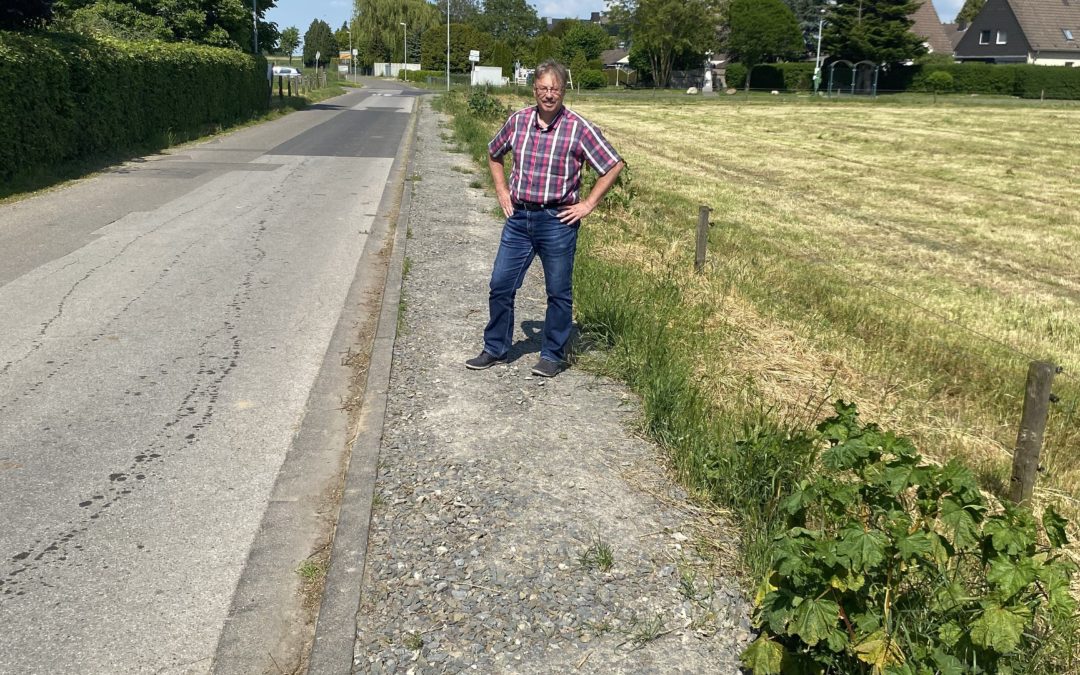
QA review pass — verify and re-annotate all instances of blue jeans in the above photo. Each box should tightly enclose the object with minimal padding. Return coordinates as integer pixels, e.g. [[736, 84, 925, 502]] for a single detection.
[[483, 208, 579, 363]]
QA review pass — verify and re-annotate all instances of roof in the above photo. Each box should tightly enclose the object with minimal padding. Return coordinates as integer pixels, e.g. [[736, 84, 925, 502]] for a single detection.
[[600, 49, 628, 65], [910, 0, 955, 54], [1007, 0, 1080, 51], [942, 22, 968, 49]]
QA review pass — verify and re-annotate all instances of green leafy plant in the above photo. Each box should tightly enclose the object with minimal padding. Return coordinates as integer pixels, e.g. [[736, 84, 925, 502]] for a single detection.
[[466, 88, 506, 120], [743, 401, 1077, 674]]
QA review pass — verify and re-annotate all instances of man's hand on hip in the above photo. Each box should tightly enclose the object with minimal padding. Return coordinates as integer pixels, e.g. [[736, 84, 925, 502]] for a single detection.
[[557, 201, 594, 225]]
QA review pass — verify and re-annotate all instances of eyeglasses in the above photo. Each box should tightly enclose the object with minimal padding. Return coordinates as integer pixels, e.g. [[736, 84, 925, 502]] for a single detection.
[[534, 86, 564, 95]]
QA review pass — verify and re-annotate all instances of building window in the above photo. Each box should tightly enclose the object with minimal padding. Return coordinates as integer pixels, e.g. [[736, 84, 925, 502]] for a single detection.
[[1065, 29, 1075, 41], [996, 30, 1008, 44], [980, 30, 991, 44]]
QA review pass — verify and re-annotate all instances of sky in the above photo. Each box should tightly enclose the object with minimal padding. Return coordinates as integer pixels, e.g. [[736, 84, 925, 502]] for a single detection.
[[265, 0, 966, 43]]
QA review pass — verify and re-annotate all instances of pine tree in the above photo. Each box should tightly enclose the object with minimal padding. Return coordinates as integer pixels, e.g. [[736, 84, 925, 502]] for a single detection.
[[956, 0, 984, 27], [821, 0, 926, 65]]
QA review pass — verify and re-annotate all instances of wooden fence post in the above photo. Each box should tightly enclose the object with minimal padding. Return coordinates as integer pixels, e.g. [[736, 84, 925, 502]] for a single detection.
[[694, 205, 710, 273], [1008, 361, 1058, 505]]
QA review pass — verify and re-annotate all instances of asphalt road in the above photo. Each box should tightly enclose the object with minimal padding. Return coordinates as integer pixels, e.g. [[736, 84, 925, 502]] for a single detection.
[[0, 81, 422, 674]]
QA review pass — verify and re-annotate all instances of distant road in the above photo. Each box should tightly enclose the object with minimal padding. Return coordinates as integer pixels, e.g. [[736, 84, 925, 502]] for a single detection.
[[0, 80, 422, 674]]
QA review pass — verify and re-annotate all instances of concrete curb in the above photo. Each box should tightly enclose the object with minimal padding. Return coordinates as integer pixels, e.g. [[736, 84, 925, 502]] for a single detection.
[[306, 93, 419, 674]]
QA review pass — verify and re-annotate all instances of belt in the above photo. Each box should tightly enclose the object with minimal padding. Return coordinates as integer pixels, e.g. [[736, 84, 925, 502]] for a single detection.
[[514, 201, 565, 211]]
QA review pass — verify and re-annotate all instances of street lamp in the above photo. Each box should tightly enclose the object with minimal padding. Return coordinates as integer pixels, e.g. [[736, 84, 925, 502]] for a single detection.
[[813, 8, 825, 94], [446, 0, 450, 91], [400, 21, 407, 73]]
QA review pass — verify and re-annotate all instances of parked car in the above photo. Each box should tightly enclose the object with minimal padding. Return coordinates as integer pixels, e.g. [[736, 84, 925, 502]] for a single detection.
[[272, 66, 302, 79]]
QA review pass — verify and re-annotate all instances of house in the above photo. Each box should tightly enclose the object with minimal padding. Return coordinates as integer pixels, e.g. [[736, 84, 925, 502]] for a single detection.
[[910, 0, 955, 56], [600, 48, 629, 69], [954, 0, 1080, 66], [942, 22, 968, 51]]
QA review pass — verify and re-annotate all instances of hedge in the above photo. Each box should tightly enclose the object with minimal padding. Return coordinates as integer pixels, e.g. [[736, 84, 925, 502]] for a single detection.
[[722, 58, 1080, 99], [399, 69, 444, 84], [0, 31, 269, 183], [724, 63, 816, 91]]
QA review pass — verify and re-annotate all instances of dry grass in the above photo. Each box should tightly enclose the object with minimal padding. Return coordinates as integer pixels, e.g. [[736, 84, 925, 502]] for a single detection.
[[568, 94, 1080, 506]]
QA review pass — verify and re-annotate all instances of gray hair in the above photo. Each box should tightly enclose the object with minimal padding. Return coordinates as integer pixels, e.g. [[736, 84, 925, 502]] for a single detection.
[[534, 60, 568, 90]]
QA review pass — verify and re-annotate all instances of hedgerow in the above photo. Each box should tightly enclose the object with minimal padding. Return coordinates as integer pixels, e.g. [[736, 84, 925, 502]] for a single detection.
[[0, 30, 268, 182], [722, 60, 1080, 98]]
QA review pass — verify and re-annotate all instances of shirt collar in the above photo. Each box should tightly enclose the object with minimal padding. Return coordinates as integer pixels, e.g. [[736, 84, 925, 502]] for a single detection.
[[532, 105, 567, 131]]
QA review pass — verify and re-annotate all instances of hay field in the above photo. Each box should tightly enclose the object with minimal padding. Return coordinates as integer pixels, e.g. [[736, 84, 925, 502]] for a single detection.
[[568, 94, 1080, 505]]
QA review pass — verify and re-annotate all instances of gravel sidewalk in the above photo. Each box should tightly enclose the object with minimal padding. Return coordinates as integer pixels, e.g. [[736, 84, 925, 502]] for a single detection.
[[352, 98, 753, 674]]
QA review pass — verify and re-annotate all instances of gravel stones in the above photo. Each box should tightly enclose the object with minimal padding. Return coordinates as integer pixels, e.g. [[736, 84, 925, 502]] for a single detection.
[[352, 100, 752, 673]]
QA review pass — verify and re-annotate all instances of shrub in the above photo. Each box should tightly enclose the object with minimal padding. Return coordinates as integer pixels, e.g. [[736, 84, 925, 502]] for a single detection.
[[576, 69, 607, 90], [0, 30, 268, 183], [466, 88, 505, 120], [726, 62, 747, 89], [743, 401, 1077, 675], [924, 70, 955, 93]]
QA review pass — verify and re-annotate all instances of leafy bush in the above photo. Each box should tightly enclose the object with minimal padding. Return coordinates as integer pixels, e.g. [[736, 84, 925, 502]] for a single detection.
[[466, 88, 505, 120], [0, 30, 268, 183], [743, 401, 1077, 675], [726, 62, 748, 89], [924, 70, 955, 93], [576, 69, 607, 90]]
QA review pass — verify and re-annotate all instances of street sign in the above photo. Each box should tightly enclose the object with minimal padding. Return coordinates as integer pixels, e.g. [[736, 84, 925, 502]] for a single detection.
[[315, 51, 321, 62], [469, 49, 479, 63]]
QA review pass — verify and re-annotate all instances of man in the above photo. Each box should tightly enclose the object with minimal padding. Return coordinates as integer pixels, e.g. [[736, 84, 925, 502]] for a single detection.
[[465, 60, 625, 378]]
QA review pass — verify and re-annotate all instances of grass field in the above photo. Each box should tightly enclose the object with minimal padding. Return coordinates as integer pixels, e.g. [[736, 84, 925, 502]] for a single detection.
[[439, 89, 1080, 670], [553, 93, 1080, 509]]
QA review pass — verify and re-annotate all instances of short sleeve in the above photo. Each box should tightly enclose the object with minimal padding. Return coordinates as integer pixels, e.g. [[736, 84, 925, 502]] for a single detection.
[[487, 115, 516, 159], [578, 120, 621, 175]]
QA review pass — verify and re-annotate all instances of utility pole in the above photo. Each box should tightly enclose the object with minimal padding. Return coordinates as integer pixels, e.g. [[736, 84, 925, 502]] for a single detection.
[[813, 8, 824, 94], [252, 0, 258, 54]]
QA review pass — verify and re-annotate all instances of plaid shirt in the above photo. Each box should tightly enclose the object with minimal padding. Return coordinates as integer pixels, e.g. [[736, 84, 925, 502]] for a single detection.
[[488, 105, 622, 206]]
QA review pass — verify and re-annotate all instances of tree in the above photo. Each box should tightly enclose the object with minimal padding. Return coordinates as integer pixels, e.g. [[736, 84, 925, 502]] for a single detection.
[[279, 25, 300, 62], [420, 21, 489, 72], [821, 0, 926, 65], [334, 21, 351, 59], [611, 0, 717, 88], [956, 0, 984, 27], [726, 0, 803, 90], [559, 20, 610, 63], [354, 0, 440, 64], [1, 0, 54, 29], [474, 0, 539, 52], [303, 19, 336, 66], [51, 0, 278, 50], [432, 0, 479, 25], [532, 34, 560, 66], [485, 39, 514, 74]]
